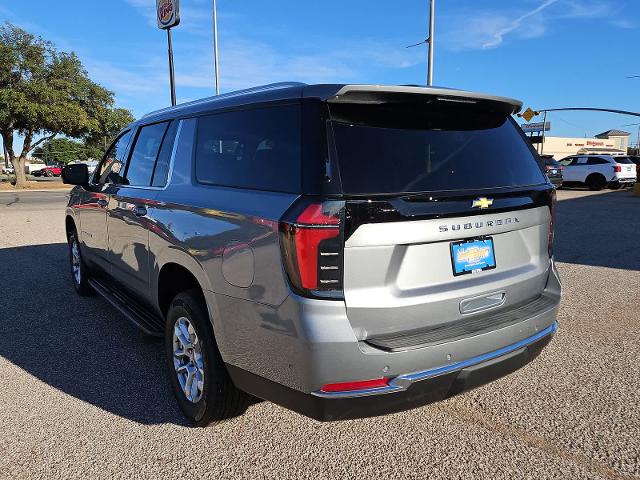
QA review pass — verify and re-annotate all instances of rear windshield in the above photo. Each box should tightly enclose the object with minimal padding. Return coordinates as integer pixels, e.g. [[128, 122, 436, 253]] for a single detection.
[[328, 103, 546, 195], [614, 157, 633, 164]]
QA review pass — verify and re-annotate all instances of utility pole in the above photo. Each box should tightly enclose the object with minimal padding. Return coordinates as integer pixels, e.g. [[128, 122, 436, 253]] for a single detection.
[[427, 0, 435, 86], [540, 111, 548, 155], [213, 0, 220, 95]]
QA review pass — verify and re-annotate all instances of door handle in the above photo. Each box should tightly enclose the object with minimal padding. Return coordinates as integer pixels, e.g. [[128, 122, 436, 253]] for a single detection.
[[132, 205, 147, 217], [97, 198, 108, 208]]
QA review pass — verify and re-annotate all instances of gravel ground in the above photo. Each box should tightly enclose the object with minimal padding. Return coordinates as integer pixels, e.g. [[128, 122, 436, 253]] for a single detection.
[[0, 188, 638, 480]]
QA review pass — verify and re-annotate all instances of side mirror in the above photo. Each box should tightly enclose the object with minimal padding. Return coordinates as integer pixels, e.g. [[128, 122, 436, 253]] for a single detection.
[[61, 163, 89, 186]]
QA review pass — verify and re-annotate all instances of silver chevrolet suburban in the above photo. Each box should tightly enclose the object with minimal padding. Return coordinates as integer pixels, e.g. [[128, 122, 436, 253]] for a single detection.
[[62, 83, 560, 425]]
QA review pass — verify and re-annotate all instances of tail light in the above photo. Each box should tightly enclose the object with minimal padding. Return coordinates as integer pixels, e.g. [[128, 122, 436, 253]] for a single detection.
[[548, 190, 556, 257], [613, 165, 622, 173], [279, 198, 345, 299]]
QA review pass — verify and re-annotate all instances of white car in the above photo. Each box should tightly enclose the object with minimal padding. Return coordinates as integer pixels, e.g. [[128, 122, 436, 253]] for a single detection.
[[558, 155, 637, 190]]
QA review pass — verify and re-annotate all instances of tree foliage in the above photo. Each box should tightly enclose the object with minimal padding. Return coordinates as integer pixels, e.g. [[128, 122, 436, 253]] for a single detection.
[[0, 23, 134, 186], [33, 137, 88, 164], [84, 107, 135, 160]]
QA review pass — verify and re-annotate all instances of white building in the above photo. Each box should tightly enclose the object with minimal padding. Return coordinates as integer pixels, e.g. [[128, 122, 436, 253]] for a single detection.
[[535, 129, 630, 160]]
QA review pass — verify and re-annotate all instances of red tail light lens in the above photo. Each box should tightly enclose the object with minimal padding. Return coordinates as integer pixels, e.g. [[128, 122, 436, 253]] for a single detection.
[[613, 165, 622, 173], [280, 199, 345, 299], [548, 190, 556, 257], [321, 378, 389, 393]]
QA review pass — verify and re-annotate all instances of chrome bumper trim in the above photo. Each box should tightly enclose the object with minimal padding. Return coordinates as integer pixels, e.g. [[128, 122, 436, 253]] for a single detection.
[[313, 321, 558, 399]]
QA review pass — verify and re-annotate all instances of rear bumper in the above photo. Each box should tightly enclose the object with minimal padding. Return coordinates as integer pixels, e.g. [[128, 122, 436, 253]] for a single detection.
[[223, 263, 561, 420], [228, 322, 556, 421], [609, 177, 636, 186]]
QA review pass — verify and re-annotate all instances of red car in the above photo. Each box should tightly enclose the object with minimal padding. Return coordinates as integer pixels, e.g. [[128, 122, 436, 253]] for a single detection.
[[32, 165, 62, 177]]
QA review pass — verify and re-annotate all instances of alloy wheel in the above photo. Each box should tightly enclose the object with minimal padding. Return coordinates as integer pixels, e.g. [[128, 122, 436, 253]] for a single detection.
[[172, 317, 205, 403], [71, 238, 81, 285]]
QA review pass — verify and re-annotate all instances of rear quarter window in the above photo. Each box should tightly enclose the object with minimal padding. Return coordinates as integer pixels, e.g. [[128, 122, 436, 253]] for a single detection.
[[194, 105, 301, 193]]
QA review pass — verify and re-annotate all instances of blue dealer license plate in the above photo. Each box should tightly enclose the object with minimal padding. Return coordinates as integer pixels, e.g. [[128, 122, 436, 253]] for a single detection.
[[450, 238, 496, 276]]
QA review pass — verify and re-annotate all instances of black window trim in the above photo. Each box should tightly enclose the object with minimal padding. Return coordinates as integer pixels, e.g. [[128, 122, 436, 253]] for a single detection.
[[120, 120, 172, 189], [115, 119, 183, 191]]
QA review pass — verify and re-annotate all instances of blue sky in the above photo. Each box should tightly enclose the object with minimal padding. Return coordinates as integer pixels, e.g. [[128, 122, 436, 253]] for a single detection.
[[1, 0, 639, 146]]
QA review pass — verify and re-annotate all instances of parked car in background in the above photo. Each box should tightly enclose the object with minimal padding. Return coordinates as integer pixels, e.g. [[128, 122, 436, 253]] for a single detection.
[[32, 165, 63, 177], [619, 155, 640, 177], [1, 165, 14, 175], [558, 154, 637, 190], [541, 156, 563, 188]]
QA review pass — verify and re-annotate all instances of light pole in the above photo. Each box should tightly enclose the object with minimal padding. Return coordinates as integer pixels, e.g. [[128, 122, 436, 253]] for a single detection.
[[213, 0, 220, 95], [427, 0, 435, 86], [407, 0, 435, 86]]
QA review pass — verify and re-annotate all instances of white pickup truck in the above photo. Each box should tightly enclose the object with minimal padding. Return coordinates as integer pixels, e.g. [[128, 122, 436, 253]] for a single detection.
[[558, 155, 637, 190]]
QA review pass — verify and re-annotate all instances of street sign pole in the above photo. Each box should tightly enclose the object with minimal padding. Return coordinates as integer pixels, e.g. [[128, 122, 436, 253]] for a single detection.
[[157, 0, 180, 106], [540, 111, 548, 155], [167, 28, 176, 106], [213, 0, 220, 95]]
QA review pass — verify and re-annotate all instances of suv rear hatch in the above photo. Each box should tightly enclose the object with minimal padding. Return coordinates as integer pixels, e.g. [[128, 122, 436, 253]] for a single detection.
[[326, 92, 554, 343], [280, 88, 555, 345], [613, 157, 637, 180]]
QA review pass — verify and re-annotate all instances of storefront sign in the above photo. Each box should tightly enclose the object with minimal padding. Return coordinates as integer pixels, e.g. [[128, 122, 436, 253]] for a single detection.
[[157, 0, 180, 29]]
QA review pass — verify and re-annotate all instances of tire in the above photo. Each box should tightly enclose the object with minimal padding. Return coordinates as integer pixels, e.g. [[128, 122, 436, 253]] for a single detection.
[[45, 169, 53, 177], [609, 183, 621, 190], [586, 174, 606, 191], [165, 289, 251, 426], [68, 229, 93, 296]]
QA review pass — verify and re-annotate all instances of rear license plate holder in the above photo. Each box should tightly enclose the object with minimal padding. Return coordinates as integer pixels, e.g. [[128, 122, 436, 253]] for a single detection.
[[450, 237, 496, 276]]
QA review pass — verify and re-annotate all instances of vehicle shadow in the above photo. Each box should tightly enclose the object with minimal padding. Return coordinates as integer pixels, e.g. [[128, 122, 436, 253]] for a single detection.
[[0, 243, 188, 426], [555, 189, 640, 271]]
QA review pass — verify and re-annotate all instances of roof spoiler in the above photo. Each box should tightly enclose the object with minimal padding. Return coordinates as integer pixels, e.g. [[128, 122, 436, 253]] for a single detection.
[[325, 85, 522, 115]]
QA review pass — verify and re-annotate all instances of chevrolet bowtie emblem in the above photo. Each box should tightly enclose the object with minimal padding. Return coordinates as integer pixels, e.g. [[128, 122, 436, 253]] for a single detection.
[[472, 197, 494, 209]]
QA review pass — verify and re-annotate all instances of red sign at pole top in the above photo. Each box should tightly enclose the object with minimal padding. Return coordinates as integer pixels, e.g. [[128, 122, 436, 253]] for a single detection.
[[156, 0, 180, 29]]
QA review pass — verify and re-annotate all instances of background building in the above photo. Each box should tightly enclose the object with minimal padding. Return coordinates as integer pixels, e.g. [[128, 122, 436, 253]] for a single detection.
[[532, 130, 629, 159]]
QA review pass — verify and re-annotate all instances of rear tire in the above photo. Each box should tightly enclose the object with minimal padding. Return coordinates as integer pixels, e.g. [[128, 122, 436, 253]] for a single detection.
[[45, 169, 53, 177], [609, 183, 621, 190], [586, 174, 606, 191], [68, 229, 93, 296], [165, 289, 251, 426]]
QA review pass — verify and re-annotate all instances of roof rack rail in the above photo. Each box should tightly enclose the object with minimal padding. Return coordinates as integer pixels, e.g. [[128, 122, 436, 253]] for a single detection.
[[142, 82, 307, 118]]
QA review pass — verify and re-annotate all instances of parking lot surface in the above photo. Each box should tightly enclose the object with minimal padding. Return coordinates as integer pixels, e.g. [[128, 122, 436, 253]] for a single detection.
[[0, 189, 639, 479]]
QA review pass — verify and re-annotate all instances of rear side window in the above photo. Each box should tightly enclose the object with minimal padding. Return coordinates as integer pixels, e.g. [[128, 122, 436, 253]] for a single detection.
[[126, 122, 169, 186], [195, 105, 301, 193], [328, 103, 547, 194], [587, 157, 609, 165]]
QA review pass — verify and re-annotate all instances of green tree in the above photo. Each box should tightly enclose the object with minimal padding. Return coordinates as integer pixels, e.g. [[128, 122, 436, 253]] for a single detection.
[[84, 107, 135, 160], [0, 23, 132, 187], [33, 137, 88, 164]]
